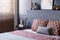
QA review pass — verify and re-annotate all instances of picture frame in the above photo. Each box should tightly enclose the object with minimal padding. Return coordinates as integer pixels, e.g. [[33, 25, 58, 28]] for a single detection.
[[41, 0, 53, 9]]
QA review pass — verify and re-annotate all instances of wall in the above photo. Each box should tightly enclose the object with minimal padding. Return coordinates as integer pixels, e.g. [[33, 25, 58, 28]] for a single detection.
[[19, 0, 60, 28], [19, 0, 30, 15], [20, 10, 60, 28], [54, 0, 60, 6]]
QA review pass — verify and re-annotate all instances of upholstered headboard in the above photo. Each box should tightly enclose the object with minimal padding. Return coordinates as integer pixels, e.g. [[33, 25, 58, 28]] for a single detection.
[[47, 20, 60, 35], [31, 19, 60, 35]]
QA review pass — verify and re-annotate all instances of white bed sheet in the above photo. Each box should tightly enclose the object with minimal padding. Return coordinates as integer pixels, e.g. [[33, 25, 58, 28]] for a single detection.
[[23, 29, 60, 39]]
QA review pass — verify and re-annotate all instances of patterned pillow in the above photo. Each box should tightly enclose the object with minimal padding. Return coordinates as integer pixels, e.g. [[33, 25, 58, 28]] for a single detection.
[[38, 19, 48, 27], [47, 20, 60, 35], [31, 18, 39, 31]]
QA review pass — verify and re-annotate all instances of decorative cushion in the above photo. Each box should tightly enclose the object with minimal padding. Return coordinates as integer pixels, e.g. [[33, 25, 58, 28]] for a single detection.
[[47, 20, 60, 35], [36, 26, 51, 35], [31, 18, 39, 31]]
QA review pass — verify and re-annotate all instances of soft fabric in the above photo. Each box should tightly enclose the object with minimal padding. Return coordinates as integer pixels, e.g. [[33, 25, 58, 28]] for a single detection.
[[38, 19, 48, 27], [0, 33, 35, 40], [58, 21, 60, 35], [23, 29, 37, 34], [11, 30, 55, 40], [31, 19, 48, 31], [36, 26, 51, 35], [47, 20, 60, 35], [31, 18, 39, 31]]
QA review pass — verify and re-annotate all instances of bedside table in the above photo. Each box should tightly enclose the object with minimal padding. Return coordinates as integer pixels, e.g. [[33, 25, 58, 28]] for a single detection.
[[16, 24, 26, 30], [18, 27, 26, 30]]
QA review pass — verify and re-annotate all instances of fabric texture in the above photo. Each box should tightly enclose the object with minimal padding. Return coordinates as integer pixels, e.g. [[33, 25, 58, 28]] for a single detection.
[[31, 19, 48, 31], [0, 33, 35, 40], [11, 30, 55, 40], [36, 26, 51, 35], [31, 18, 39, 31], [47, 20, 60, 35], [38, 19, 48, 27]]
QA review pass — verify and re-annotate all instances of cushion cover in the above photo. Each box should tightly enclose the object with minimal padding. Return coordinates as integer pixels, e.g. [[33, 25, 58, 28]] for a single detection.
[[36, 26, 51, 35]]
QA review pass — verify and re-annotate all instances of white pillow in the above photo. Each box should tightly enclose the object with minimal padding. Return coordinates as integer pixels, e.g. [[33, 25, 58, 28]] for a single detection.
[[36, 26, 51, 35]]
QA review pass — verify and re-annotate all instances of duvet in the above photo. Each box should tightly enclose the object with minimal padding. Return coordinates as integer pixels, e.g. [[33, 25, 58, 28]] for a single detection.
[[0, 30, 59, 40]]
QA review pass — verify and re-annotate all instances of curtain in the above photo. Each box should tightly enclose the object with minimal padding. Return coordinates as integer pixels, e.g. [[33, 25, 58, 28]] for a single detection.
[[0, 0, 14, 13], [0, 0, 14, 20]]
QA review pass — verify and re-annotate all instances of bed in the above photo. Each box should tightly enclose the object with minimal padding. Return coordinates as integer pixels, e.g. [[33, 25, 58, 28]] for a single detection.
[[23, 29, 60, 40], [0, 19, 60, 40], [0, 29, 59, 40], [0, 30, 55, 40]]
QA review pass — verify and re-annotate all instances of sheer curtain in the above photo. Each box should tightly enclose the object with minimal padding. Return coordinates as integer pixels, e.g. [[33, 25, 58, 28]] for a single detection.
[[0, 0, 14, 20], [0, 0, 14, 14]]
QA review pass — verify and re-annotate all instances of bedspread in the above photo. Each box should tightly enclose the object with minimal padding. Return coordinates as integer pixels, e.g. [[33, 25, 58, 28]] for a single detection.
[[11, 30, 55, 40]]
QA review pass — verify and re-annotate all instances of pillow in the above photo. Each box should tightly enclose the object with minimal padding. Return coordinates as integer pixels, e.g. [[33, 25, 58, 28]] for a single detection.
[[31, 18, 39, 31], [36, 26, 51, 35], [47, 20, 60, 35]]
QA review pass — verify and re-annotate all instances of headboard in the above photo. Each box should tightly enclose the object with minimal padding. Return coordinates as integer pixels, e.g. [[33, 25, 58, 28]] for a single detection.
[[31, 18, 60, 35]]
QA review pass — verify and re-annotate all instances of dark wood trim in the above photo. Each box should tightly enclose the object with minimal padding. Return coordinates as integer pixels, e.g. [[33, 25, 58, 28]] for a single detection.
[[17, 0, 20, 24], [53, 0, 55, 6]]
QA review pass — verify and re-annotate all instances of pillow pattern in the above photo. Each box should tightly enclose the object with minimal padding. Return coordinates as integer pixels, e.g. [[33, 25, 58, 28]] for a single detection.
[[47, 20, 60, 35], [38, 19, 48, 27], [36, 26, 51, 35], [31, 18, 39, 31]]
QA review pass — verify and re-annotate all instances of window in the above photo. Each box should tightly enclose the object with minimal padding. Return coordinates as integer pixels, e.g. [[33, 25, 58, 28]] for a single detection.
[[0, 0, 14, 13]]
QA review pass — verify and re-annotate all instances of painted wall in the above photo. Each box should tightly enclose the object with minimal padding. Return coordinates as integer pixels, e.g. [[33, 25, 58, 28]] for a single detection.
[[54, 0, 60, 6], [19, 0, 60, 28], [19, 0, 30, 15], [20, 10, 60, 28]]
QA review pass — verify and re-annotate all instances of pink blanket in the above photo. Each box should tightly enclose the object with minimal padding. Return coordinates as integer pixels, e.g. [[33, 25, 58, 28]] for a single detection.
[[10, 30, 55, 40]]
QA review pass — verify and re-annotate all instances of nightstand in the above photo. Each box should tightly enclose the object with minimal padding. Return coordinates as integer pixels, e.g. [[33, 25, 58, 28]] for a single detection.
[[16, 24, 26, 30], [18, 27, 26, 30]]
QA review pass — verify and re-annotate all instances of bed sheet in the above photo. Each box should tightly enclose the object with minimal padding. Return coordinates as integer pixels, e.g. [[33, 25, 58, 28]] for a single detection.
[[23, 29, 60, 40]]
